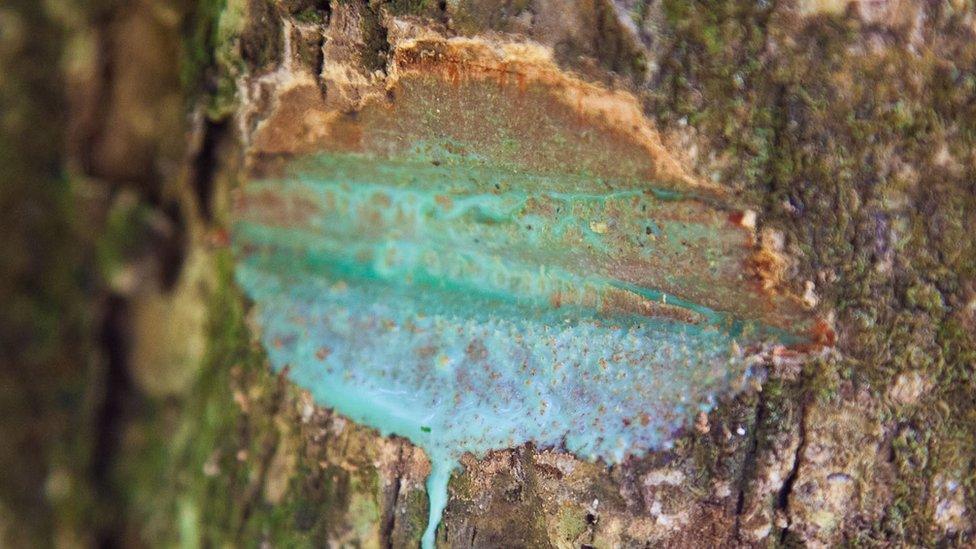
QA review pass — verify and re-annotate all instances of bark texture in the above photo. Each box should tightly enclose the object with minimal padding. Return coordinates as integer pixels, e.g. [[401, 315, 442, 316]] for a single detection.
[[2, 0, 975, 547]]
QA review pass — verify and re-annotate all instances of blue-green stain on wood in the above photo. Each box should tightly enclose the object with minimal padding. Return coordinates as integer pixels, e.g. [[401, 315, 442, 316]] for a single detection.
[[232, 151, 798, 548]]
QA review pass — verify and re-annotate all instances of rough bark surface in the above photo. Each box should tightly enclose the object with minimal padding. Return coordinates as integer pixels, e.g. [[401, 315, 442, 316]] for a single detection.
[[2, 0, 974, 547]]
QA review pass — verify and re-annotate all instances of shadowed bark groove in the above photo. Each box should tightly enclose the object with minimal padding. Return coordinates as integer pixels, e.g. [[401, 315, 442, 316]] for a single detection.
[[777, 396, 809, 543]]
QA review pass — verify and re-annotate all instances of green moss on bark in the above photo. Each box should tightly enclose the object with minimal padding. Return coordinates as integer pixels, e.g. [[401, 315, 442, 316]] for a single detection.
[[652, 0, 975, 542]]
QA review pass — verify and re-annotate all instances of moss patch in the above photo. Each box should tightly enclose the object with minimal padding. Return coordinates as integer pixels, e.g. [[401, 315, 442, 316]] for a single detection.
[[652, 0, 976, 542]]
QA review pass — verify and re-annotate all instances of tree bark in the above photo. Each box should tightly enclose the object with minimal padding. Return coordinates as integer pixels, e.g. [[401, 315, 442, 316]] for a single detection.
[[2, 0, 974, 547]]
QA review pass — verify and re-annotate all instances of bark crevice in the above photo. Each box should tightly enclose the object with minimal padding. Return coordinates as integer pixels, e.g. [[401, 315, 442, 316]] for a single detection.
[[776, 394, 810, 543]]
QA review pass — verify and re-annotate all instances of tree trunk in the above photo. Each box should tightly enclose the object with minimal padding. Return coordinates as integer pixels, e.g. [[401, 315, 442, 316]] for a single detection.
[[3, 0, 974, 547]]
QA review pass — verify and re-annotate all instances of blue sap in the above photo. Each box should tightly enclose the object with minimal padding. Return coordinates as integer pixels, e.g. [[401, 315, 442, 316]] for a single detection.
[[233, 152, 790, 548]]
